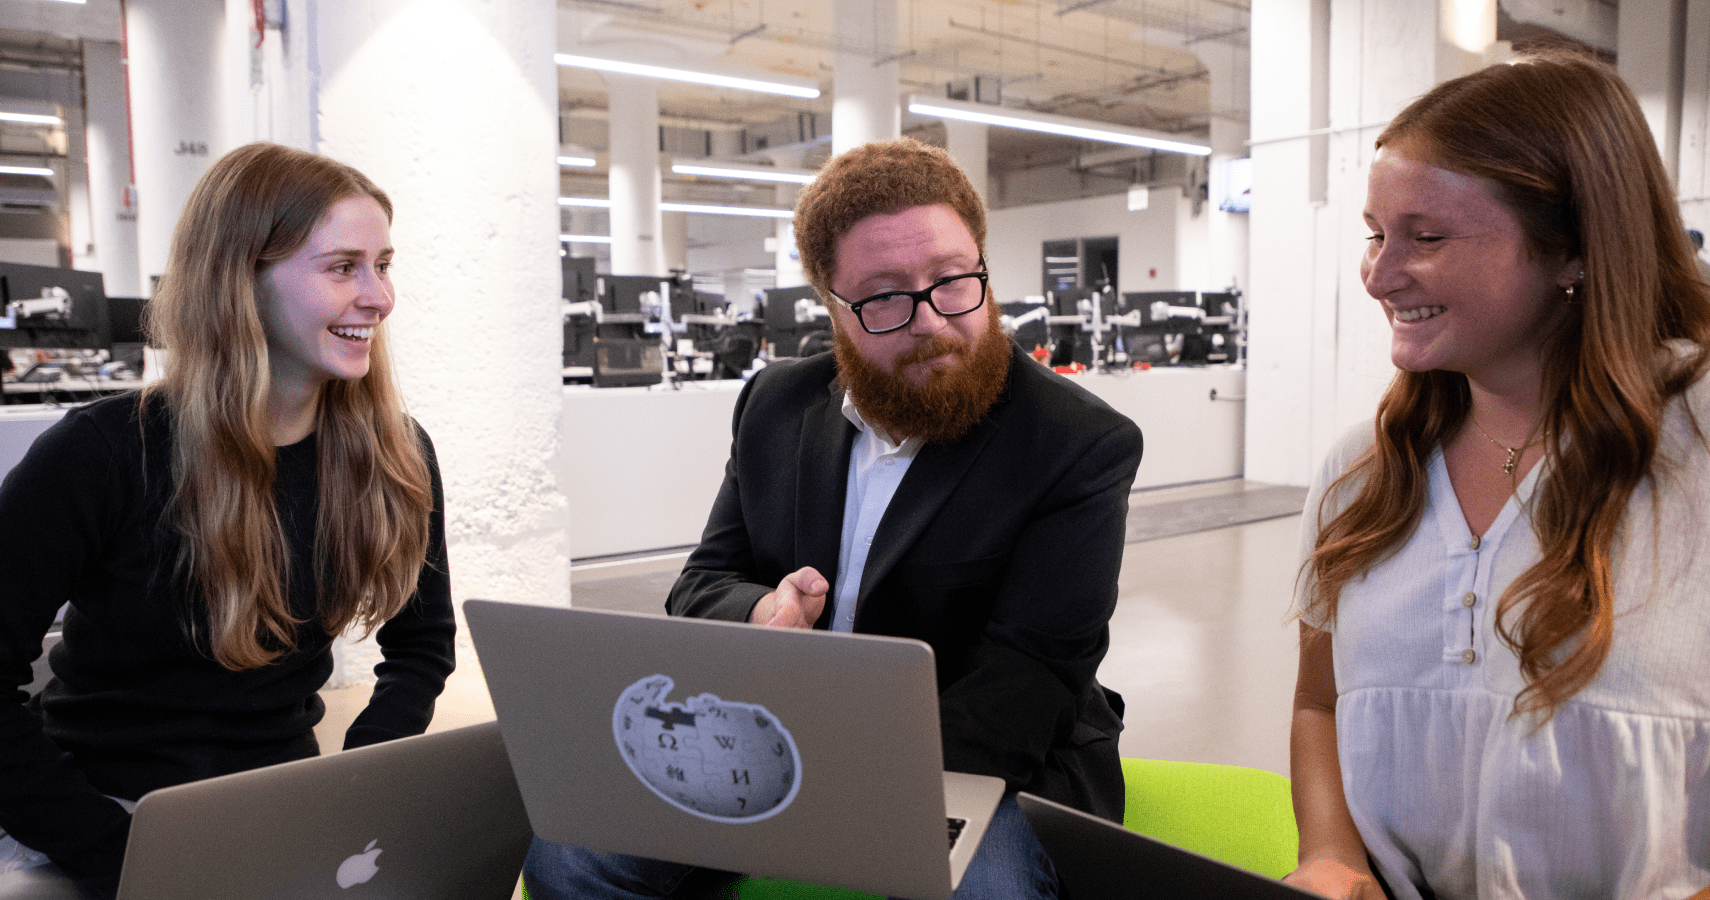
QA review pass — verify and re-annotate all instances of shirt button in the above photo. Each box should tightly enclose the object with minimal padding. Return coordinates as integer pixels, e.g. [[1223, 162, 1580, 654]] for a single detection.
[[885, 459, 894, 467], [1463, 592, 1477, 608], [1462, 649, 1478, 664], [1470, 535, 1481, 551]]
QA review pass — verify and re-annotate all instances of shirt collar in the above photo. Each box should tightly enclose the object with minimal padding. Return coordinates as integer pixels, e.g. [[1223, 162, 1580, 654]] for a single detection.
[[841, 391, 917, 454]]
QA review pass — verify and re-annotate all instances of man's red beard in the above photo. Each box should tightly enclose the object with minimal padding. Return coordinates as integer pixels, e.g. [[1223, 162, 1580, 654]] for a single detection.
[[833, 302, 1011, 444]]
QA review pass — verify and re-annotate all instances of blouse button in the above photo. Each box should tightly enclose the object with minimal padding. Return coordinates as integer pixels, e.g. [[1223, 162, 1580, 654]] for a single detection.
[[1462, 649, 1478, 664], [1469, 534, 1481, 551], [885, 459, 895, 467], [1463, 592, 1477, 608]]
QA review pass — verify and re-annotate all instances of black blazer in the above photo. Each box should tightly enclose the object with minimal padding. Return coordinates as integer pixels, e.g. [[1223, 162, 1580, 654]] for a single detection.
[[667, 342, 1143, 821]]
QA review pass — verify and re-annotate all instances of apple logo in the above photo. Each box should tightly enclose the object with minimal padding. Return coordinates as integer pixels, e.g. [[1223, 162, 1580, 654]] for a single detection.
[[336, 839, 382, 889]]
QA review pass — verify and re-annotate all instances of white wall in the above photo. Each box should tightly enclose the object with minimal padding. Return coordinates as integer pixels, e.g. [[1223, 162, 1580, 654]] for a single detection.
[[987, 189, 1217, 302]]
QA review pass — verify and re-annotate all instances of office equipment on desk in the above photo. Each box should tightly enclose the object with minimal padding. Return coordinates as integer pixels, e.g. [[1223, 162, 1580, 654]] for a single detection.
[[465, 601, 1005, 900], [0, 263, 106, 352], [760, 285, 827, 358], [115, 721, 530, 900], [1017, 792, 1317, 900], [1000, 298, 1050, 356]]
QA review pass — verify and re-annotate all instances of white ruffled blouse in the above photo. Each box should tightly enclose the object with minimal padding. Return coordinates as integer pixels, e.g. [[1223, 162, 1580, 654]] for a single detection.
[[1296, 374, 1710, 899]]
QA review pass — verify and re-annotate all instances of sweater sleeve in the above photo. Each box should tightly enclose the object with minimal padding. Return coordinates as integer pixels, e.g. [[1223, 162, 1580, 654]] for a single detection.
[[343, 423, 456, 749], [0, 408, 136, 898]]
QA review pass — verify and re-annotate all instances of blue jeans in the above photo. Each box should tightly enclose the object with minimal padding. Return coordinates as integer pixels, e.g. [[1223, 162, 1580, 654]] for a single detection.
[[523, 794, 1058, 900]]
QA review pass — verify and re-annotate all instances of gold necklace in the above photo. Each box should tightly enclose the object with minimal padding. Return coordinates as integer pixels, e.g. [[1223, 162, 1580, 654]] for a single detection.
[[1470, 418, 1540, 475]]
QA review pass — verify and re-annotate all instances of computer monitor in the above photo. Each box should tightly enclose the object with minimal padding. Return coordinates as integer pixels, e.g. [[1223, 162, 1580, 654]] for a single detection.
[[761, 285, 825, 358], [0, 262, 108, 350]]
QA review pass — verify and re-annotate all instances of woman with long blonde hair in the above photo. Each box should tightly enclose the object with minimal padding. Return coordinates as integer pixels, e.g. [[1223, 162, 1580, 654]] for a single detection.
[[1286, 51, 1710, 899], [0, 143, 452, 898]]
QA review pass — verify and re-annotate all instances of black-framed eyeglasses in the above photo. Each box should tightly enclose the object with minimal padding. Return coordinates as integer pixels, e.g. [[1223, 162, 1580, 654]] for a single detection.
[[827, 269, 990, 335]]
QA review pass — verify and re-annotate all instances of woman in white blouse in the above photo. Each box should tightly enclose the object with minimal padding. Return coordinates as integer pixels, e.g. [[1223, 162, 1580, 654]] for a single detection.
[[1285, 51, 1710, 900]]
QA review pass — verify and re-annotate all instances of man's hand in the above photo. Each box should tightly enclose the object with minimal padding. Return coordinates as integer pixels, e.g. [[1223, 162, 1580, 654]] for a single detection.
[[749, 567, 828, 629]]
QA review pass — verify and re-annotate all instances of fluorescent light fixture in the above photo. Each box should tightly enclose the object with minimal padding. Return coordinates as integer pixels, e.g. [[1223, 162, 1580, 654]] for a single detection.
[[0, 112, 63, 126], [662, 201, 792, 219], [556, 53, 820, 99], [559, 197, 792, 219], [0, 165, 54, 177], [560, 234, 613, 244], [558, 155, 596, 167], [672, 162, 816, 185], [907, 95, 1210, 156]]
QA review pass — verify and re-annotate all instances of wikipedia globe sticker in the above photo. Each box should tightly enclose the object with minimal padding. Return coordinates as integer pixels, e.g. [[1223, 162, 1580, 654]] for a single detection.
[[613, 674, 803, 822]]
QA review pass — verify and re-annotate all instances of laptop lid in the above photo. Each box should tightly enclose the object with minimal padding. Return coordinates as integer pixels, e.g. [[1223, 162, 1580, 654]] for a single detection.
[[116, 720, 531, 900], [464, 600, 1003, 900], [1016, 792, 1318, 900]]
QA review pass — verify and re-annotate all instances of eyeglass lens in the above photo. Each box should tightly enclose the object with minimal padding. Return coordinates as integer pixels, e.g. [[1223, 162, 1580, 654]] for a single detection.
[[857, 273, 986, 333]]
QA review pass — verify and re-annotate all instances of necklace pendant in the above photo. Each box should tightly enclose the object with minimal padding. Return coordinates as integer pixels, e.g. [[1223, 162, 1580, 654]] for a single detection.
[[1503, 449, 1519, 475]]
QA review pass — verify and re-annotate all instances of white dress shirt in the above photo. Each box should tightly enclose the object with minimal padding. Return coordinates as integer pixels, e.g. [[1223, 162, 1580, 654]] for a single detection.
[[829, 393, 922, 631]]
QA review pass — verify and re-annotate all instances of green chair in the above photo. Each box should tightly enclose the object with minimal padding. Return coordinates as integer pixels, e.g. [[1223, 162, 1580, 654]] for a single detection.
[[1116, 758, 1297, 880], [726, 758, 1298, 898]]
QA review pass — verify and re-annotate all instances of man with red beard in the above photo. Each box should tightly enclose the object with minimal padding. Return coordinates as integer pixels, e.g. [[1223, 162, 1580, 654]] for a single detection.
[[524, 139, 1143, 899]]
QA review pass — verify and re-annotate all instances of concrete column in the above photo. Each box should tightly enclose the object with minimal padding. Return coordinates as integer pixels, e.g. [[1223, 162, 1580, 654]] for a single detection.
[[125, 0, 224, 293], [832, 0, 900, 154], [942, 120, 988, 202], [1679, 0, 1710, 232], [310, 0, 569, 674], [77, 39, 141, 298], [606, 74, 666, 276], [1197, 41, 1249, 297], [1246, 0, 1494, 487], [662, 211, 688, 274], [1618, 0, 1690, 180], [766, 147, 809, 288]]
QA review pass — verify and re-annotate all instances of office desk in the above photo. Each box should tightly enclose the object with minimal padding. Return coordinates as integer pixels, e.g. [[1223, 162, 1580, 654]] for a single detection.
[[558, 364, 1246, 560]]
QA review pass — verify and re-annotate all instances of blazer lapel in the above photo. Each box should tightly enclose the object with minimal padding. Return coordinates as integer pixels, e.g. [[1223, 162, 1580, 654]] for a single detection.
[[796, 378, 854, 627], [856, 407, 1002, 601]]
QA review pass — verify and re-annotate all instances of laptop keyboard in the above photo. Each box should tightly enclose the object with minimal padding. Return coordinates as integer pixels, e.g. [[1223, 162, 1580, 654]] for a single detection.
[[947, 816, 967, 850]]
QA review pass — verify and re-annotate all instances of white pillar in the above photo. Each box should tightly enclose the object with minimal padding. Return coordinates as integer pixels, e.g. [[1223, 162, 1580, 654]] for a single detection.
[[1246, 0, 1494, 487], [77, 39, 141, 298], [942, 120, 988, 202], [311, 0, 569, 667], [832, 0, 900, 154], [125, 0, 225, 294], [1618, 0, 1689, 180], [662, 211, 688, 274], [766, 147, 809, 288], [606, 74, 666, 276]]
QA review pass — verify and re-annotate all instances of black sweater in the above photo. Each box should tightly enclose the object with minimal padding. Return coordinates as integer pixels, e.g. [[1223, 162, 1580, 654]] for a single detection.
[[0, 393, 455, 896]]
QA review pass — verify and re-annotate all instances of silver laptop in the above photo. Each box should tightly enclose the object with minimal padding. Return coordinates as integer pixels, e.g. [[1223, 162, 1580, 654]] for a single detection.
[[115, 720, 532, 900], [1017, 792, 1319, 900], [464, 600, 1006, 900]]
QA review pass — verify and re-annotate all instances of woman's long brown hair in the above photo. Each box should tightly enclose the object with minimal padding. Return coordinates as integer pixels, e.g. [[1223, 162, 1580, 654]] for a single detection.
[[1303, 52, 1710, 716], [142, 142, 433, 670]]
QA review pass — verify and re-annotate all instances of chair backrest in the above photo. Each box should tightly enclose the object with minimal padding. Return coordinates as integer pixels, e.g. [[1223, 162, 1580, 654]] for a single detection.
[[1119, 758, 1298, 880]]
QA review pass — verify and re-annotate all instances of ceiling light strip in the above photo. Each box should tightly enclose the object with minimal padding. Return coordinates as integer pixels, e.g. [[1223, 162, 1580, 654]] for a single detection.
[[555, 53, 820, 99], [558, 155, 597, 167], [559, 197, 792, 219], [907, 96, 1210, 156], [672, 163, 816, 185], [0, 165, 55, 177], [0, 112, 63, 126]]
